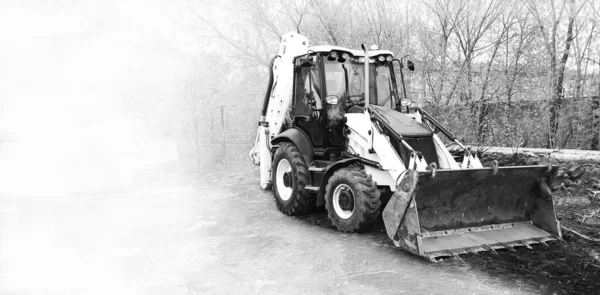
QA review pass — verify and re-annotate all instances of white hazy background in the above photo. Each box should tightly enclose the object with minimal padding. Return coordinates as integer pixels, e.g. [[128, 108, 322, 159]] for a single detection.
[[1, 0, 598, 294], [0, 1, 209, 294], [0, 0, 196, 196]]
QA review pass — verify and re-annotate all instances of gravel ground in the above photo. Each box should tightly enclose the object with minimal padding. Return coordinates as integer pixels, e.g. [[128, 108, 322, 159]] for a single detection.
[[0, 165, 544, 295]]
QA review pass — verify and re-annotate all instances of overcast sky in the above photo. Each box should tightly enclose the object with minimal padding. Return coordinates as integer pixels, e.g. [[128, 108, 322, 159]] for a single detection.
[[0, 0, 203, 139]]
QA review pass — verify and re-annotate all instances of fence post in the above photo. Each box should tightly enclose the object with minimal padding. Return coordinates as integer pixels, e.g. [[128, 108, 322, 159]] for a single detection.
[[221, 105, 226, 162]]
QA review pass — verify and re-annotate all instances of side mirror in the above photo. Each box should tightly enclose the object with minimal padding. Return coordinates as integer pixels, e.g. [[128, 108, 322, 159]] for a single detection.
[[297, 53, 316, 68], [300, 60, 314, 67], [407, 60, 415, 71], [396, 58, 415, 71]]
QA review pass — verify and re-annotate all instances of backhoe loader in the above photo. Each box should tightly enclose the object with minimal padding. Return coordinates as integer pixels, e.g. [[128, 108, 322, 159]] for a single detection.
[[249, 32, 561, 261]]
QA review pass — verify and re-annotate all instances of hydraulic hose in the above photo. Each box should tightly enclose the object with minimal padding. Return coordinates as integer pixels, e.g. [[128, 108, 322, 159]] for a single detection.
[[417, 106, 466, 150], [261, 56, 280, 117]]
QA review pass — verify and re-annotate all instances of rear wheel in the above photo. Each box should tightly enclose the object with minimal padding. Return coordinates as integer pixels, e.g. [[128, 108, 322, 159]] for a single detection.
[[325, 167, 381, 233], [272, 142, 315, 215]]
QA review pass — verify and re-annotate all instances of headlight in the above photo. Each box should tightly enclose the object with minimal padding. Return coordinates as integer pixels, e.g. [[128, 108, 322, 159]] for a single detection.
[[386, 55, 393, 62], [378, 55, 385, 62], [328, 51, 338, 61]]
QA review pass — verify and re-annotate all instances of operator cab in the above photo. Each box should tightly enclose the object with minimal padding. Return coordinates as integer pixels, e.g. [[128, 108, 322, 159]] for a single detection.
[[292, 46, 400, 112], [290, 45, 426, 166], [291, 46, 404, 153]]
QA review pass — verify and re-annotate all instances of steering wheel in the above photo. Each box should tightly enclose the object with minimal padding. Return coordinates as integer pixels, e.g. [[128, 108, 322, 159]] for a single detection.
[[347, 94, 365, 105]]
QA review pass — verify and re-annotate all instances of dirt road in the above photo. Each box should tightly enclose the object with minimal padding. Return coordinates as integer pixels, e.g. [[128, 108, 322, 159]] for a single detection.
[[1, 166, 543, 294]]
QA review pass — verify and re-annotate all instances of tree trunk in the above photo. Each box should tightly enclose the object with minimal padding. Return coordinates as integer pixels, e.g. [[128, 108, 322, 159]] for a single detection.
[[548, 13, 576, 148], [450, 145, 600, 164], [437, 35, 448, 103], [548, 91, 561, 148], [592, 95, 600, 150], [477, 102, 490, 144], [503, 101, 512, 145], [469, 101, 489, 144]]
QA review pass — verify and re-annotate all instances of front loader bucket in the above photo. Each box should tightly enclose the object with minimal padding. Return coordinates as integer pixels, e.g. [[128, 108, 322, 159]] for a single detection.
[[382, 166, 561, 261]]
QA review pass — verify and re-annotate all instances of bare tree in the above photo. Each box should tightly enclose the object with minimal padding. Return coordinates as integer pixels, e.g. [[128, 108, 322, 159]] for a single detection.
[[565, 11, 597, 148], [423, 0, 466, 104], [281, 0, 309, 34], [500, 5, 537, 146], [178, 0, 600, 150], [528, 0, 584, 148], [304, 0, 351, 46], [185, 0, 292, 68]]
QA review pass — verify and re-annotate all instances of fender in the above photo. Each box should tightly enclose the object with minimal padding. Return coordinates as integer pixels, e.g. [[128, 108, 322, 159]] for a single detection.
[[316, 157, 381, 206], [271, 127, 314, 166]]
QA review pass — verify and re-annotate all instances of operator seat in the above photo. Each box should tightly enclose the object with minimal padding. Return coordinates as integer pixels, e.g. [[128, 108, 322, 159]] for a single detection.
[[347, 105, 364, 113]]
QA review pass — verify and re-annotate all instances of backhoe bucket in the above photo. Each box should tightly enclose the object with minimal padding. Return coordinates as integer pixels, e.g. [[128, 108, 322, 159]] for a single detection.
[[382, 166, 561, 261]]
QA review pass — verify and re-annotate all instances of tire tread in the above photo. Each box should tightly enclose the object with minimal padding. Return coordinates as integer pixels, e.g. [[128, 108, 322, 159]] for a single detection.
[[324, 166, 381, 233], [272, 142, 316, 216]]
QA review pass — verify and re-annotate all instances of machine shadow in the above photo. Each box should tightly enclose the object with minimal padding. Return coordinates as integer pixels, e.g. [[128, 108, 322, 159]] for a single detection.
[[457, 235, 600, 295], [296, 207, 596, 294]]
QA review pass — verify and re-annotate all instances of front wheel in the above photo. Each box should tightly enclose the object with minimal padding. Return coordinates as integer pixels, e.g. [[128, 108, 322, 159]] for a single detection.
[[325, 167, 381, 233]]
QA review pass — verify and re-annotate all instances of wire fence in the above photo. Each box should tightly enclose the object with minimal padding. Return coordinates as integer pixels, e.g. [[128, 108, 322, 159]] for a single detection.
[[185, 97, 599, 169], [429, 96, 600, 149]]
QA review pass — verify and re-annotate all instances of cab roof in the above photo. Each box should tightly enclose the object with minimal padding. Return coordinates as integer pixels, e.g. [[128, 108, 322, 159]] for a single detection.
[[304, 45, 394, 58]]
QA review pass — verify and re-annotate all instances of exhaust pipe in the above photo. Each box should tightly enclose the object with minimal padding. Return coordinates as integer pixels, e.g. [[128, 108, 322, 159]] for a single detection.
[[361, 44, 369, 109]]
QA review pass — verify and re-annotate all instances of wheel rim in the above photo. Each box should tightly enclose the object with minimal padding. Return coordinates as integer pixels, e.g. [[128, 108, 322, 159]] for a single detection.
[[333, 184, 354, 219], [276, 159, 293, 201]]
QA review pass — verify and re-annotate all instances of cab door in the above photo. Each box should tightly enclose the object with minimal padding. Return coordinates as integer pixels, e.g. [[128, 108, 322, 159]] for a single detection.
[[292, 55, 325, 148], [323, 60, 347, 146]]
